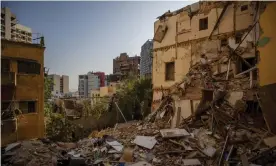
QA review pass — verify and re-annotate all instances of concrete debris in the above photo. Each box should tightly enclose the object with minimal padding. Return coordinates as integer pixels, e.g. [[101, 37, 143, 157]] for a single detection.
[[133, 136, 157, 149], [202, 146, 216, 157], [182, 159, 202, 165], [160, 128, 190, 138], [263, 136, 276, 148], [5, 142, 21, 152], [106, 140, 124, 152]]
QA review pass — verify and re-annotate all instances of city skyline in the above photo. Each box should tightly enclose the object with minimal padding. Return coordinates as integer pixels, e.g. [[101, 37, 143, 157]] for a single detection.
[[2, 1, 194, 89]]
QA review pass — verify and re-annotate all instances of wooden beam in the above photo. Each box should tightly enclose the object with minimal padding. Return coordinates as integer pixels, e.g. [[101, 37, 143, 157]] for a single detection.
[[209, 2, 230, 39]]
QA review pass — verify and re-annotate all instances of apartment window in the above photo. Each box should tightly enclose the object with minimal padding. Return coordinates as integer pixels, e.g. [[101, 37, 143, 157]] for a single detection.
[[19, 101, 36, 114], [165, 62, 175, 81], [241, 5, 248, 12], [1, 59, 10, 72], [2, 102, 10, 111], [199, 17, 208, 31], [221, 39, 228, 47], [18, 60, 41, 74], [235, 33, 243, 44]]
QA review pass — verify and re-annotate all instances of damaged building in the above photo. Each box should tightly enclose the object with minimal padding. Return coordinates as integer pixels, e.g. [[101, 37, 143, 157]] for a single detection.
[[152, 1, 276, 133], [1, 39, 46, 145]]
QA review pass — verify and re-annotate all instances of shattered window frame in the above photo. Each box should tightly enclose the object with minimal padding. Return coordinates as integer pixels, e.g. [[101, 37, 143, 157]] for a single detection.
[[17, 60, 41, 75], [235, 33, 243, 44], [199, 17, 208, 31], [165, 61, 175, 81], [1, 59, 11, 72], [241, 5, 248, 12], [19, 101, 36, 114]]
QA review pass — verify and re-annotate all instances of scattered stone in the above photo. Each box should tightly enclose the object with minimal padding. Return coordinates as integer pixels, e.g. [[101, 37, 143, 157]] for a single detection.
[[160, 128, 190, 138], [263, 136, 276, 148], [182, 159, 202, 165], [133, 136, 157, 149], [5, 142, 21, 152], [106, 140, 124, 152], [202, 146, 216, 157]]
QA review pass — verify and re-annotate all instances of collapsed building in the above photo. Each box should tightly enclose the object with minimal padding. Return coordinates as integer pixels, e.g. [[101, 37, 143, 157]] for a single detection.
[[151, 1, 276, 133]]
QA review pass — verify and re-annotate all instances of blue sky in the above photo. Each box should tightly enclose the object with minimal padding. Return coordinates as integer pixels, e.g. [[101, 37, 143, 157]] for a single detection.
[[2, 1, 194, 90]]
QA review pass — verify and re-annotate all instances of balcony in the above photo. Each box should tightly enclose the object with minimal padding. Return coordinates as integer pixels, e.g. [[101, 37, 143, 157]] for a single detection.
[[1, 72, 16, 86], [11, 19, 16, 26]]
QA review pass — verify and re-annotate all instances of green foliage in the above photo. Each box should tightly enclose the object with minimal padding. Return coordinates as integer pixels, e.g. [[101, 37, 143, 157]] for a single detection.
[[115, 76, 152, 120], [45, 113, 83, 142], [44, 76, 53, 101], [90, 97, 109, 119]]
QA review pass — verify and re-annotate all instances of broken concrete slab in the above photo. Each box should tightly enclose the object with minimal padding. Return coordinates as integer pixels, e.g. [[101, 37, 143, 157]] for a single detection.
[[263, 136, 276, 148], [160, 128, 190, 138], [5, 142, 21, 152], [106, 140, 124, 152], [226, 91, 243, 106], [182, 159, 201, 165], [133, 136, 157, 149], [202, 146, 216, 157]]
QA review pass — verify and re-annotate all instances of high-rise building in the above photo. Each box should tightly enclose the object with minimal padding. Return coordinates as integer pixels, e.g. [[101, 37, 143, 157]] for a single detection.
[[60, 75, 69, 95], [15, 24, 32, 43], [1, 7, 17, 40], [48, 74, 60, 96], [78, 72, 101, 98], [78, 75, 88, 98], [140, 39, 153, 77], [1, 7, 32, 43], [48, 74, 69, 97], [87, 72, 100, 97], [94, 72, 105, 87], [113, 53, 140, 76]]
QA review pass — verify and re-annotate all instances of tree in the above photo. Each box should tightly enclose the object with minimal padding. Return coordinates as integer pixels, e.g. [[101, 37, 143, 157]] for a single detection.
[[44, 75, 53, 117]]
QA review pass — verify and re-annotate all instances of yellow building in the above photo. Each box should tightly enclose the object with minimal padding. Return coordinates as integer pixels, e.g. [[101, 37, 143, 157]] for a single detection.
[[257, 2, 276, 133], [152, 1, 263, 127], [152, 1, 276, 133], [1, 39, 45, 145]]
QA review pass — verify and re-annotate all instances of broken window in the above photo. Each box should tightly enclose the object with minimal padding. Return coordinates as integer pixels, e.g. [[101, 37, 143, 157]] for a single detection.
[[1, 59, 10, 72], [241, 57, 256, 73], [1, 102, 11, 111], [165, 62, 175, 81], [235, 33, 243, 44], [18, 60, 41, 74], [19, 101, 36, 114], [221, 39, 228, 47], [199, 17, 208, 31], [241, 5, 248, 12]]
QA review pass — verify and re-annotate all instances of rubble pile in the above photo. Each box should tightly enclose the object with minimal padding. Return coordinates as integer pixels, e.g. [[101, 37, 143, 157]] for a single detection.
[[2, 103, 276, 166]]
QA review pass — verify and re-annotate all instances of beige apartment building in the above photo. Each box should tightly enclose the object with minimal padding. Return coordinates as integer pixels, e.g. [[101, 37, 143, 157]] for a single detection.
[[48, 74, 69, 97], [1, 7, 17, 40], [15, 24, 32, 43], [1, 7, 32, 43], [60, 75, 69, 95]]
